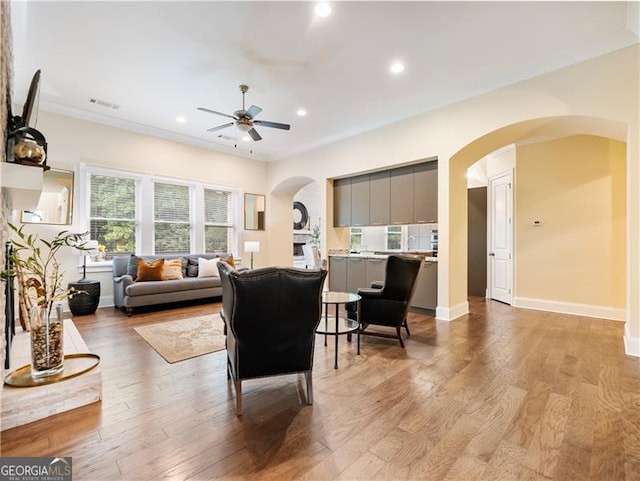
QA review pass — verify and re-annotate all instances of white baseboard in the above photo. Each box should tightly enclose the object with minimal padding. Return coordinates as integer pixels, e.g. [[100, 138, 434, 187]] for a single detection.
[[436, 301, 469, 322], [512, 296, 625, 321], [625, 324, 640, 358]]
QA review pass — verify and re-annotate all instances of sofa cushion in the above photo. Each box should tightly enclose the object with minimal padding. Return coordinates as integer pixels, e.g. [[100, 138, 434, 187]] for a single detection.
[[128, 254, 188, 279], [126, 277, 221, 296], [198, 257, 220, 278], [162, 259, 184, 280], [187, 254, 219, 277], [136, 258, 165, 281]]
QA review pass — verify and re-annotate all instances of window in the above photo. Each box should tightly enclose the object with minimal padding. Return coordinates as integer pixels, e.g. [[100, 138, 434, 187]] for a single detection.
[[89, 174, 137, 259], [204, 188, 235, 253], [350, 227, 363, 251], [154, 182, 191, 254], [386, 225, 402, 250], [84, 165, 239, 260]]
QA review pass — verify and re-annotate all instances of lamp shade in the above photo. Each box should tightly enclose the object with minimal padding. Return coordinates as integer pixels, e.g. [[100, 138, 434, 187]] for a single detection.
[[244, 241, 260, 253]]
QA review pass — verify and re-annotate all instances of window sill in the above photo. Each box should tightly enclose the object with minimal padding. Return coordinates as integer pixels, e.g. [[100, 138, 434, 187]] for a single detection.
[[82, 261, 113, 274]]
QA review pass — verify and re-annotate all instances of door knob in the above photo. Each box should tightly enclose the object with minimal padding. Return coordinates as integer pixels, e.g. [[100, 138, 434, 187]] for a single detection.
[[489, 252, 495, 256]]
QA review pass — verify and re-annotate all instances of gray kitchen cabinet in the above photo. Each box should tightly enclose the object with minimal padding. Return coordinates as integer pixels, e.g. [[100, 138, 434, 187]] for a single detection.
[[369, 171, 390, 226], [365, 257, 386, 287], [346, 257, 366, 293], [333, 161, 437, 227], [410, 261, 438, 310], [350, 174, 370, 227], [413, 161, 438, 224], [329, 256, 347, 292], [390, 165, 414, 225], [333, 178, 351, 227]]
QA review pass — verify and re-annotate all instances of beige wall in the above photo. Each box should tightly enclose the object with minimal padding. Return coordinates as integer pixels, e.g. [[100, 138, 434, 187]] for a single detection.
[[266, 45, 638, 346], [11, 110, 269, 305], [515, 135, 626, 309]]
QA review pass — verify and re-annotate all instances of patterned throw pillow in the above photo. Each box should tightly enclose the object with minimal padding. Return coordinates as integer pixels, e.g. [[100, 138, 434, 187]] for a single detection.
[[136, 258, 165, 282], [162, 258, 183, 280]]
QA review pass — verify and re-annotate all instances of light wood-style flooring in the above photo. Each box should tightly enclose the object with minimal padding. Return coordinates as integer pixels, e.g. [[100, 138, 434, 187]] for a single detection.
[[2, 297, 640, 480]]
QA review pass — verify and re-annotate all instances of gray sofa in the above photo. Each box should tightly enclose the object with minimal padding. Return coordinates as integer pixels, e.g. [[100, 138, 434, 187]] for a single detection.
[[112, 253, 234, 315]]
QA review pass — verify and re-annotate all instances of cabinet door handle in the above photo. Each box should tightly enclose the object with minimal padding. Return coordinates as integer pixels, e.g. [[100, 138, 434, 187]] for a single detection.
[[489, 252, 495, 256]]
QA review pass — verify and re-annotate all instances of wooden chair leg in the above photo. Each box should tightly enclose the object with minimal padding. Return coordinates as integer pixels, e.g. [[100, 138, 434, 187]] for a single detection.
[[403, 318, 411, 336], [234, 379, 242, 416], [305, 371, 313, 405], [396, 326, 405, 348]]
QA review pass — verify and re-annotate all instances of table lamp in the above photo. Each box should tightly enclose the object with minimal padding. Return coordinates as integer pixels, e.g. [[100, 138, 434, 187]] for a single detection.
[[244, 241, 260, 269], [74, 240, 99, 282]]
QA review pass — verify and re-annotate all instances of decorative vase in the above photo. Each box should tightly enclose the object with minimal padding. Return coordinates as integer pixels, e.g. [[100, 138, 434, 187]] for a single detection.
[[29, 304, 64, 378]]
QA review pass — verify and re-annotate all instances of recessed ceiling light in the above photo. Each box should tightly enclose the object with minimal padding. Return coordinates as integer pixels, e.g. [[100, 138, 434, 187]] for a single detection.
[[296, 108, 307, 117], [390, 61, 405, 74], [176, 116, 186, 123], [314, 2, 332, 17], [242, 135, 251, 142]]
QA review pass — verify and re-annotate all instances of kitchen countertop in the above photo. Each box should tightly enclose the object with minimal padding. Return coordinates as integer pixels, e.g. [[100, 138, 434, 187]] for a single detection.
[[328, 251, 438, 262]]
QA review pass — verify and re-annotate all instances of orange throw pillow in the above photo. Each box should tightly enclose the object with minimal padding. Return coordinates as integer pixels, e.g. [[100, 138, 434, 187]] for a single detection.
[[137, 258, 165, 281], [222, 255, 235, 268], [162, 259, 183, 280]]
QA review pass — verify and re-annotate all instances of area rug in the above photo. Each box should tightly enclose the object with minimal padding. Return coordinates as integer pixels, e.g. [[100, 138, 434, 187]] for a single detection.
[[134, 315, 226, 363]]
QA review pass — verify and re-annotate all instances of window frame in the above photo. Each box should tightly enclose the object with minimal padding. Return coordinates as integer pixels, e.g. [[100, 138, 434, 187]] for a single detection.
[[80, 164, 240, 265]]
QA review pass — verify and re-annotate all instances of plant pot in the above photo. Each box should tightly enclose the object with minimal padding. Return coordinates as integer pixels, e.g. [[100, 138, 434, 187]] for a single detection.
[[29, 304, 64, 378]]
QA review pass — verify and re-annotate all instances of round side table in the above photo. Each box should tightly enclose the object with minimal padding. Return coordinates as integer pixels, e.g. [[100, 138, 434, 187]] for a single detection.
[[68, 280, 101, 316]]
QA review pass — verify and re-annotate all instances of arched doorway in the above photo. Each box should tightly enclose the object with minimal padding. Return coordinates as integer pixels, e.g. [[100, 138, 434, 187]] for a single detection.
[[448, 115, 628, 320], [268, 176, 323, 267]]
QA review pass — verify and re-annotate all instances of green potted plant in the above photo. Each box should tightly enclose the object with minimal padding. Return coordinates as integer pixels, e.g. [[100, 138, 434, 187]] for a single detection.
[[3, 223, 88, 378]]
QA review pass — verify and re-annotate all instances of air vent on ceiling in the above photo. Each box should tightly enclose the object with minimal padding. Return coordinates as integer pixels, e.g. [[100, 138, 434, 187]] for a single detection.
[[217, 134, 236, 141], [88, 97, 120, 110]]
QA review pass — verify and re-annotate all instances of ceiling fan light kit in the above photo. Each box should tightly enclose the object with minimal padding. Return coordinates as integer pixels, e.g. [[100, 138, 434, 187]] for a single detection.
[[197, 84, 291, 142]]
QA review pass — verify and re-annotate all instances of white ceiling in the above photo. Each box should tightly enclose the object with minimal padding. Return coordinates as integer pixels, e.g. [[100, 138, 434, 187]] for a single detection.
[[9, 1, 639, 162]]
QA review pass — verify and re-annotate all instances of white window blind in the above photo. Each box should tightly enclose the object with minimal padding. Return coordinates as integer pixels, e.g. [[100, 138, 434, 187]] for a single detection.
[[204, 188, 234, 253], [154, 182, 191, 254], [89, 174, 137, 258]]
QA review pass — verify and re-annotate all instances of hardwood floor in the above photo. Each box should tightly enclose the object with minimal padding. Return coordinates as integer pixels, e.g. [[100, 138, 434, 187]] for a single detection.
[[2, 297, 639, 480]]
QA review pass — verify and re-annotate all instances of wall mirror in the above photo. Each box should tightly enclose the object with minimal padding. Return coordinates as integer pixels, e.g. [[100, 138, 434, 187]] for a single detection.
[[21, 168, 74, 225], [244, 193, 265, 230]]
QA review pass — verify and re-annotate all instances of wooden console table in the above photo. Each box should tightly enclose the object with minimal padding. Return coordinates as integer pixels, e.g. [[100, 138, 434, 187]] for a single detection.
[[1, 319, 102, 431]]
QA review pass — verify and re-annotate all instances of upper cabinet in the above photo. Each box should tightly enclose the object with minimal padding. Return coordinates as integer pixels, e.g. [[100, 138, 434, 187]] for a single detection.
[[390, 165, 414, 225], [333, 178, 351, 227], [369, 171, 390, 226], [332, 160, 437, 227], [350, 174, 370, 227], [413, 162, 438, 224]]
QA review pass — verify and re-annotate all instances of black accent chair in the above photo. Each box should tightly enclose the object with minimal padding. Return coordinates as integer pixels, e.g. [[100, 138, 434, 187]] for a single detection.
[[348, 254, 422, 348], [217, 262, 327, 415]]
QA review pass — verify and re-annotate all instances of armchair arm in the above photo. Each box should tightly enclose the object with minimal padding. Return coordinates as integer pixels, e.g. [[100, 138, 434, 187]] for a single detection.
[[113, 274, 133, 308], [357, 287, 384, 300], [370, 281, 384, 289]]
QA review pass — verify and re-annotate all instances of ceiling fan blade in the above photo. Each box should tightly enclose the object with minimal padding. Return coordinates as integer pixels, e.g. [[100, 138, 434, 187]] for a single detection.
[[254, 120, 291, 130], [248, 128, 262, 141], [206, 122, 235, 133], [197, 107, 237, 120], [245, 105, 262, 119]]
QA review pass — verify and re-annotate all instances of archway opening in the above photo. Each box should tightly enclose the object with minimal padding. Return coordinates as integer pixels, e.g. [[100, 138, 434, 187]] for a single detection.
[[449, 115, 628, 319]]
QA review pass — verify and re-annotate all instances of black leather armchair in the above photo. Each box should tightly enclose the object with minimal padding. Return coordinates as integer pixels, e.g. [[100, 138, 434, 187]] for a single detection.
[[217, 262, 327, 415], [348, 254, 422, 348]]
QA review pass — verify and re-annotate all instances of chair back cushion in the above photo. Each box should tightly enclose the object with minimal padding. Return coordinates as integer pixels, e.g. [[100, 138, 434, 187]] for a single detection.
[[218, 262, 327, 379], [381, 255, 422, 301]]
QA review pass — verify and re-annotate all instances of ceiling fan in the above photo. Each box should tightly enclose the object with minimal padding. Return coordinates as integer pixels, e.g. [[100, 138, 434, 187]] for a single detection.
[[197, 84, 290, 141]]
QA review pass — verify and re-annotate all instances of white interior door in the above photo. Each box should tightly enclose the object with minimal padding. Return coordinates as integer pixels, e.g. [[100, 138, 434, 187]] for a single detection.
[[488, 171, 513, 304]]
